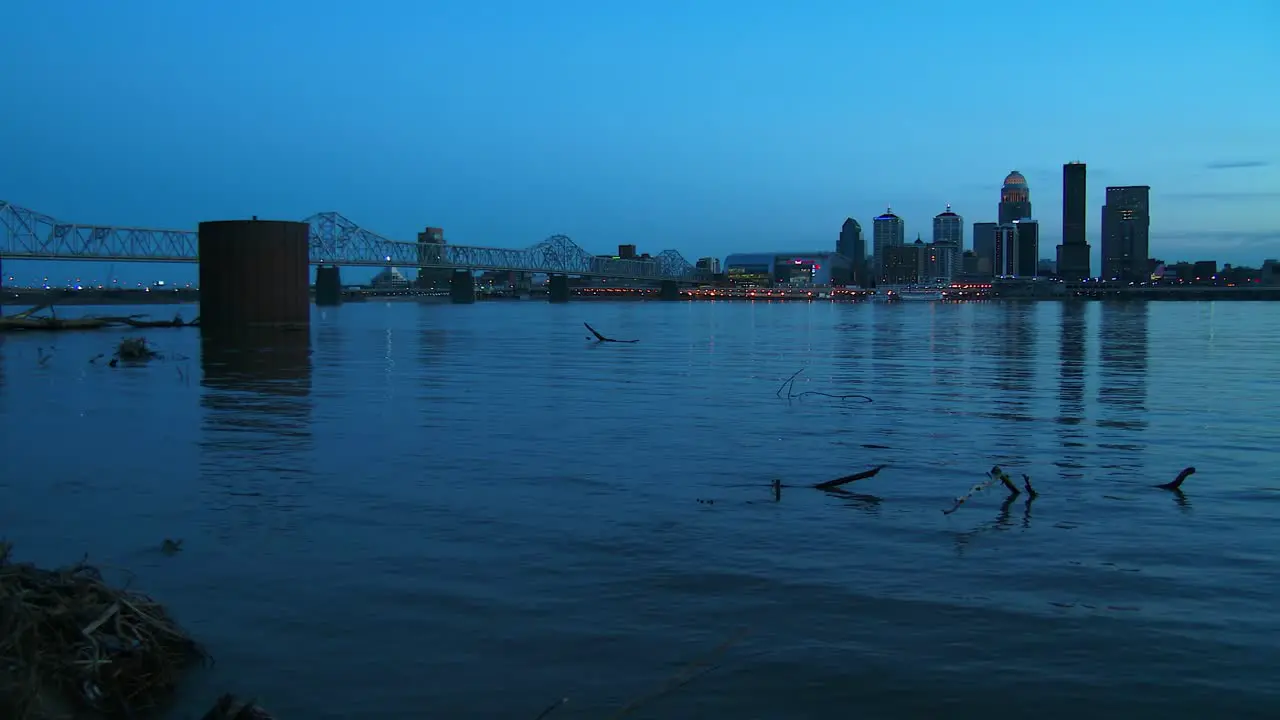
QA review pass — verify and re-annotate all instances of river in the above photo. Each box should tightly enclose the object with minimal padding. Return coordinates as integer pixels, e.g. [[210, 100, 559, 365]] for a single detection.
[[1, 299, 1277, 718]]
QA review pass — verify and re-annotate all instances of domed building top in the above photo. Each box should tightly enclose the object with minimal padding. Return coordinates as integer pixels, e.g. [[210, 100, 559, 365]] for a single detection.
[[875, 206, 900, 221], [1003, 170, 1028, 187], [935, 203, 959, 218]]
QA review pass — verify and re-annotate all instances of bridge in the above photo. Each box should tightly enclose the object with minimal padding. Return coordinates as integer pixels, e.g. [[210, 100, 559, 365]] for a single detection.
[[0, 200, 711, 284]]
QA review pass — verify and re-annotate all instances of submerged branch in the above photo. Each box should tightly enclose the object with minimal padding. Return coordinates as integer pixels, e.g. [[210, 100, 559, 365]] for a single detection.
[[776, 368, 872, 403], [584, 322, 639, 344]]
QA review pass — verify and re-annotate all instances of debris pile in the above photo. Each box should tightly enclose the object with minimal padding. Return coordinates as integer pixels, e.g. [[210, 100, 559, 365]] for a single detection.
[[0, 542, 206, 719]]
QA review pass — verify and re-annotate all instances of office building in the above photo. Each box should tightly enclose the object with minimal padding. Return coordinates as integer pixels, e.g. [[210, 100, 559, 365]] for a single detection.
[[883, 242, 925, 284], [998, 171, 1033, 224], [931, 204, 963, 281], [994, 224, 1019, 277], [1056, 162, 1091, 280], [723, 252, 851, 287], [838, 218, 867, 286], [1101, 186, 1151, 282], [1013, 219, 1040, 277], [873, 208, 905, 282], [973, 222, 997, 276]]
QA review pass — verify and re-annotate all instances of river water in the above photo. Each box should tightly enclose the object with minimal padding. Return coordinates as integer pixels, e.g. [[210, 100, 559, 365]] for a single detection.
[[1, 299, 1278, 719]]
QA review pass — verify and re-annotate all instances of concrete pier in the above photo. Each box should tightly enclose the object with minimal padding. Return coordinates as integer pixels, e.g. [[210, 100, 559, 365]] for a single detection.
[[659, 280, 681, 301], [548, 274, 570, 303], [450, 270, 476, 304], [0, 254, 5, 311], [198, 219, 310, 331], [315, 265, 342, 306]]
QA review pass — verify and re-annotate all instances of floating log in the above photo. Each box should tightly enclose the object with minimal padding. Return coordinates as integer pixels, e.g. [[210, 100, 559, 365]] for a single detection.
[[812, 464, 888, 490]]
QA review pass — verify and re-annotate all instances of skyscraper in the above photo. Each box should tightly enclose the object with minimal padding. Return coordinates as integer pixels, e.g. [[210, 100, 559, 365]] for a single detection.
[[931, 205, 963, 282], [1101, 186, 1151, 282], [994, 224, 1019, 276], [998, 171, 1032, 224], [1057, 162, 1091, 280], [837, 218, 866, 286], [873, 208, 905, 282], [1013, 219, 1040, 277], [972, 222, 997, 276]]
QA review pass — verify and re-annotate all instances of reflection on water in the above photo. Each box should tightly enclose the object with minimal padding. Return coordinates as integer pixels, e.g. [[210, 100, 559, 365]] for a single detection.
[[2, 301, 1280, 718], [199, 330, 313, 536], [1097, 302, 1149, 467], [989, 302, 1038, 444], [1056, 302, 1089, 476]]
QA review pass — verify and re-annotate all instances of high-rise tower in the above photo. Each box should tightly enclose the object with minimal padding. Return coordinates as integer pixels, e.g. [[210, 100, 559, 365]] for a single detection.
[[931, 204, 963, 281], [1101, 186, 1151, 282], [838, 218, 866, 286], [873, 208, 905, 282], [998, 171, 1032, 224], [1057, 162, 1091, 280]]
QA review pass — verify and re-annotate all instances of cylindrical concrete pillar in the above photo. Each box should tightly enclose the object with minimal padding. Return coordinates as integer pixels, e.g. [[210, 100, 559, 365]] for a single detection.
[[315, 265, 343, 306], [198, 220, 310, 330], [450, 269, 476, 304], [548, 274, 570, 303]]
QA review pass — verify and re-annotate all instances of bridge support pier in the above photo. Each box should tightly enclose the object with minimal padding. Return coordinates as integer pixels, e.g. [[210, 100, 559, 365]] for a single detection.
[[659, 280, 681, 301], [513, 271, 532, 296], [0, 254, 4, 311], [198, 219, 310, 331], [315, 265, 342, 306], [548, 274, 570, 303], [450, 269, 476, 304]]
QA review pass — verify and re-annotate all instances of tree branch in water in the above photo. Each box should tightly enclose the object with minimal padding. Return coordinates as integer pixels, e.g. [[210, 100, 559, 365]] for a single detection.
[[775, 368, 872, 403], [584, 322, 638, 343]]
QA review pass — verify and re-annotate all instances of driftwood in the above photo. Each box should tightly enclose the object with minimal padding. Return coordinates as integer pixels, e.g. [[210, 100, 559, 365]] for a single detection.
[[584, 322, 638, 343], [812, 465, 888, 490], [0, 306, 197, 333]]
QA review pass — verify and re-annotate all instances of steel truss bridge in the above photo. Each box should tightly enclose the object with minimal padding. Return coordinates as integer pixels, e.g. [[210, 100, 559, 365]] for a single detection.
[[0, 200, 711, 283]]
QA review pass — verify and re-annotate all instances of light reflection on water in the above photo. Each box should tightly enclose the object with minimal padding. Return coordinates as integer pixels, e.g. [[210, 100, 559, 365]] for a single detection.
[[0, 299, 1278, 719]]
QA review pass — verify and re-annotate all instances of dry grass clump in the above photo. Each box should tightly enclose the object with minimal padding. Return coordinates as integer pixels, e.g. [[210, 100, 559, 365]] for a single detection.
[[0, 541, 206, 719]]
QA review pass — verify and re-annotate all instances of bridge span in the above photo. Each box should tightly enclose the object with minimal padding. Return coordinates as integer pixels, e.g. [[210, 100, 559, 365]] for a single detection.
[[0, 200, 711, 284]]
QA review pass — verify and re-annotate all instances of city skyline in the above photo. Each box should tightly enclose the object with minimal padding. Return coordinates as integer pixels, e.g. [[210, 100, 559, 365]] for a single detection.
[[1, 1, 1276, 285]]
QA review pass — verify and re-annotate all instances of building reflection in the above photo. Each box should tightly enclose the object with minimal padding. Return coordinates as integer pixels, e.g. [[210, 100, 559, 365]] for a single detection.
[[1096, 302, 1149, 470], [990, 302, 1037, 423], [1055, 302, 1089, 476], [198, 328, 314, 532]]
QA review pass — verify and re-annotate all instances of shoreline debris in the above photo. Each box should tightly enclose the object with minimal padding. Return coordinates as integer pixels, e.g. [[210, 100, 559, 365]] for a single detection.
[[775, 369, 872, 403], [584, 322, 638, 343], [0, 542, 207, 720]]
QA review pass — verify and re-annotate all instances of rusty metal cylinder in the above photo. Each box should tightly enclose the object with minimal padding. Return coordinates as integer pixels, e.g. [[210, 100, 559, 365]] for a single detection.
[[198, 220, 310, 330]]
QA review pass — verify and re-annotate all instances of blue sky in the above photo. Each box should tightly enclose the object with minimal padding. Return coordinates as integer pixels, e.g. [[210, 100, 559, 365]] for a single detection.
[[2, 0, 1277, 286]]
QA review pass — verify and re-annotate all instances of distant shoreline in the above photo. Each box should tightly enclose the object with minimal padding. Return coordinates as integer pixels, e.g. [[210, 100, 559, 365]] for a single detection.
[[4, 285, 1279, 308]]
